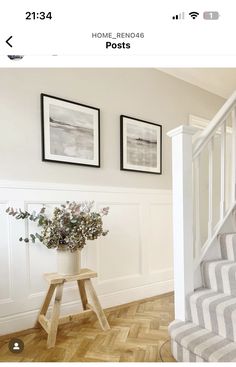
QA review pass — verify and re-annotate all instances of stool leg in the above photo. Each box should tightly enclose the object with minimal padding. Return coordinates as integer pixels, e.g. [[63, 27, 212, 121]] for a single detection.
[[47, 283, 64, 348], [35, 283, 57, 328], [84, 279, 110, 331], [77, 280, 88, 310]]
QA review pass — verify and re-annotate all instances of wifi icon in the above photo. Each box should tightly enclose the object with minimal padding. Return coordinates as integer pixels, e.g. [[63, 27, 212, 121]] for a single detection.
[[189, 11, 199, 19]]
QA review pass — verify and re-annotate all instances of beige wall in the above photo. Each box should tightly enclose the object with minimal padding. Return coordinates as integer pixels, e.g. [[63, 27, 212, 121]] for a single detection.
[[0, 68, 224, 188]]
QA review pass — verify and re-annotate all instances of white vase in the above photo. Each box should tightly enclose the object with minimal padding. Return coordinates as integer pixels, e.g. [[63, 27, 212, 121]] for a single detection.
[[57, 248, 81, 275]]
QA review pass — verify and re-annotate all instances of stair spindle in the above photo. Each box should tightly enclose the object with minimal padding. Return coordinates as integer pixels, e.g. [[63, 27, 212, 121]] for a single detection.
[[208, 138, 214, 239], [220, 122, 226, 220], [194, 156, 201, 258], [232, 109, 236, 202]]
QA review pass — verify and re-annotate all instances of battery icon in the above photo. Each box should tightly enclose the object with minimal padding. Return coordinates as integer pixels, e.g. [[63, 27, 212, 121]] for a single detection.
[[203, 11, 220, 20]]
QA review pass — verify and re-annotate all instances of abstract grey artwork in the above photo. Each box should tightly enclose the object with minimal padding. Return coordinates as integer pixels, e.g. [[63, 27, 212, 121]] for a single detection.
[[41, 94, 100, 167], [49, 105, 94, 160], [126, 123, 157, 167], [120, 115, 162, 174]]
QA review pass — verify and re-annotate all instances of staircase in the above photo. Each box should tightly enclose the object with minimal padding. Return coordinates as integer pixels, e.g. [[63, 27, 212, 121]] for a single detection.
[[167, 91, 236, 362], [169, 232, 236, 362]]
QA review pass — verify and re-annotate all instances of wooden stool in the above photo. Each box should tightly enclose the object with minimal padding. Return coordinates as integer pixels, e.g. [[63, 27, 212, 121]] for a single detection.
[[36, 268, 110, 348]]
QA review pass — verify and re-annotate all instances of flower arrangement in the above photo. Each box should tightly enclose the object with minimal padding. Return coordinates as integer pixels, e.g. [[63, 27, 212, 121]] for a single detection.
[[6, 201, 109, 252]]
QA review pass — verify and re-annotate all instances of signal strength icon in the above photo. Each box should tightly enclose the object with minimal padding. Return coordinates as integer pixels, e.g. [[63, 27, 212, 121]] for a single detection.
[[189, 11, 199, 19], [172, 12, 185, 20]]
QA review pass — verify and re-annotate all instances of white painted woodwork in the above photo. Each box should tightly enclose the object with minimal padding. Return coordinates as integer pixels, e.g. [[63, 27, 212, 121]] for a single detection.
[[0, 181, 173, 335], [167, 125, 196, 321], [208, 138, 214, 239], [220, 122, 226, 220], [193, 90, 236, 159], [168, 92, 236, 324], [194, 156, 201, 259], [232, 108, 236, 202], [149, 203, 173, 274], [192, 92, 236, 262]]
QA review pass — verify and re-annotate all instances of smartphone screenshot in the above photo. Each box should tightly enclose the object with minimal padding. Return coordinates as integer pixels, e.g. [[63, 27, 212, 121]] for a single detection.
[[1, 0, 236, 364]]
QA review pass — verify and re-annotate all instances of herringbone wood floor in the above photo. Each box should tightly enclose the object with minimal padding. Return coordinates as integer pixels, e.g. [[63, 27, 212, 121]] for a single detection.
[[0, 292, 175, 362]]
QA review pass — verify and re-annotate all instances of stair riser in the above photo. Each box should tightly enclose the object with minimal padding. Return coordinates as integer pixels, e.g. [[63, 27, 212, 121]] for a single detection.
[[188, 292, 236, 342], [220, 233, 236, 261], [202, 261, 236, 296], [171, 340, 205, 362]]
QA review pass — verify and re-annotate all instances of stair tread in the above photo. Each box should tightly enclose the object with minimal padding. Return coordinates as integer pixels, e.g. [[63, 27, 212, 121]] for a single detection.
[[203, 259, 235, 264], [169, 319, 236, 362], [188, 288, 236, 315], [189, 287, 236, 302]]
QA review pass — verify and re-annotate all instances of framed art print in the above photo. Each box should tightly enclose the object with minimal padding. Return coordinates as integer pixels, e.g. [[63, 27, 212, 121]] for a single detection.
[[41, 94, 100, 167], [120, 115, 162, 174]]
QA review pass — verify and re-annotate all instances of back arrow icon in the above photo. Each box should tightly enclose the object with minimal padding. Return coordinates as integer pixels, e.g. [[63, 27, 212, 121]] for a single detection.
[[6, 36, 13, 47]]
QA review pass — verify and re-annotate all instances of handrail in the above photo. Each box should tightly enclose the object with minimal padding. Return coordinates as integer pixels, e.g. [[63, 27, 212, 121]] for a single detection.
[[193, 90, 236, 160]]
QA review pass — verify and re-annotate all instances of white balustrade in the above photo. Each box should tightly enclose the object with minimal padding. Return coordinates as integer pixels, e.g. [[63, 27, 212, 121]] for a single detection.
[[168, 91, 236, 321]]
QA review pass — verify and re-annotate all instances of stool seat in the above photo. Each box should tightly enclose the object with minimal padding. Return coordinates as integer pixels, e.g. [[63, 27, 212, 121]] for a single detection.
[[44, 268, 97, 284]]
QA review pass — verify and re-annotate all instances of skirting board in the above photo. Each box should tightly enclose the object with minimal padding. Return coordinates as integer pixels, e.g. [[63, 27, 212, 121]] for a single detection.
[[0, 279, 173, 335]]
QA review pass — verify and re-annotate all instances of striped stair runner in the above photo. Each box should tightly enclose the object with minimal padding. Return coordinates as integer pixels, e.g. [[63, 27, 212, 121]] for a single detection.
[[201, 260, 236, 295], [219, 233, 236, 261], [169, 232, 236, 362], [169, 320, 236, 362]]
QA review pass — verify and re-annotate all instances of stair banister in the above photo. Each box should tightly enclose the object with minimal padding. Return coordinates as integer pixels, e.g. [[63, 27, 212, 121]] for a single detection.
[[168, 90, 236, 323], [193, 91, 236, 159], [168, 91, 236, 358], [167, 125, 197, 321]]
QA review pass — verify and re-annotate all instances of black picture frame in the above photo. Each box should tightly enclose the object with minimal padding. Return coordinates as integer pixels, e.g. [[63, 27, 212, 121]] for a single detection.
[[41, 94, 100, 168], [120, 115, 162, 174]]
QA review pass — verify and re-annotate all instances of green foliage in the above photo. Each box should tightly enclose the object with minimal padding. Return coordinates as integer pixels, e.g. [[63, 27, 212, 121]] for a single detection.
[[6, 201, 109, 252]]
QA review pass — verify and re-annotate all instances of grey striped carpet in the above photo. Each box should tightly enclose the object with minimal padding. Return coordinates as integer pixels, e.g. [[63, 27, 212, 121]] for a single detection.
[[187, 288, 236, 341], [170, 232, 236, 362], [202, 260, 236, 295], [169, 320, 236, 362], [171, 339, 205, 362], [219, 233, 236, 261]]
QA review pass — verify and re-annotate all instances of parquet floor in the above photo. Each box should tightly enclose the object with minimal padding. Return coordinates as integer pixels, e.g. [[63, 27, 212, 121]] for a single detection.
[[0, 292, 175, 362]]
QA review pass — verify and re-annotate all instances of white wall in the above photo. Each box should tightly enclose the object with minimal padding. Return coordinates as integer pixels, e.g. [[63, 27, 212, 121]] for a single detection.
[[0, 181, 172, 334]]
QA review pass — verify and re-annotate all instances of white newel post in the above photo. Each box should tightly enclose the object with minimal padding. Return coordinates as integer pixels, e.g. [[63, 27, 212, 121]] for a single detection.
[[167, 125, 196, 321]]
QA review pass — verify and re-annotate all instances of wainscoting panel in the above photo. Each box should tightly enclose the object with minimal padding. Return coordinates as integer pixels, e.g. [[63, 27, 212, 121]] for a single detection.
[[0, 181, 173, 334], [0, 202, 11, 303], [97, 203, 142, 281], [149, 203, 173, 275]]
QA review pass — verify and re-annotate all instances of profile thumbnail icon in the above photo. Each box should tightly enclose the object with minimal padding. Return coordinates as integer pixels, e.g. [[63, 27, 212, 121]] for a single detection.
[[8, 338, 24, 353]]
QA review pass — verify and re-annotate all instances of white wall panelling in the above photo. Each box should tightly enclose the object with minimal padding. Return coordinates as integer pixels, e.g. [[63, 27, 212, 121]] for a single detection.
[[0, 181, 173, 335], [0, 202, 12, 303]]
